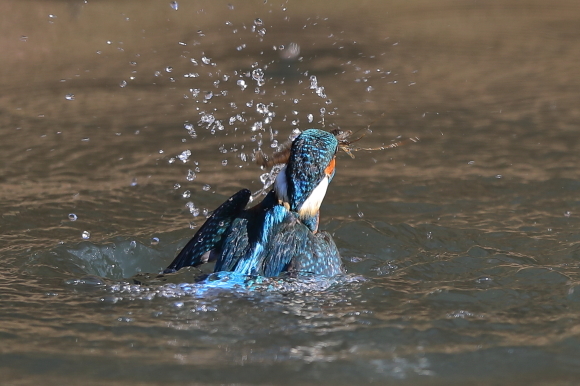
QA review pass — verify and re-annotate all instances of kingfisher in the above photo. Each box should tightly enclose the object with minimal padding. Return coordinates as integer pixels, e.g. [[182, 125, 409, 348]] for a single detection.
[[164, 129, 344, 277]]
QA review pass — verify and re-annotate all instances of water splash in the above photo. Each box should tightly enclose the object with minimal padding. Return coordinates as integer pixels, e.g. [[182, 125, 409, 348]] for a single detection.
[[98, 272, 363, 301]]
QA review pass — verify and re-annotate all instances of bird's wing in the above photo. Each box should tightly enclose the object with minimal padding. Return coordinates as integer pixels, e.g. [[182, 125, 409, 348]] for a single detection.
[[163, 189, 251, 273]]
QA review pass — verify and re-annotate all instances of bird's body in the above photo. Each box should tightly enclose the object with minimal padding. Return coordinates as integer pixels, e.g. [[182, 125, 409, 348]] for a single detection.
[[164, 129, 344, 277]]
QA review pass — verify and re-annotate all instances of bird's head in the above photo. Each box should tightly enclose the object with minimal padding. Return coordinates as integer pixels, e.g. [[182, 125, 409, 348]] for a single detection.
[[274, 129, 338, 226]]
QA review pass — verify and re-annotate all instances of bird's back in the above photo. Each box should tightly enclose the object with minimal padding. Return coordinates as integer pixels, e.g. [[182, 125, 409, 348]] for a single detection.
[[215, 191, 343, 277]]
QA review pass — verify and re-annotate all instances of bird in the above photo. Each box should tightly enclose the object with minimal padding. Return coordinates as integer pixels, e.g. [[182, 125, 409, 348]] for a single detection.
[[164, 129, 344, 278]]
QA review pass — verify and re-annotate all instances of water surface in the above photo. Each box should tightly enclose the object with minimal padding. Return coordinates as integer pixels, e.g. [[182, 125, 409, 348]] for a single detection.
[[2, 0, 580, 384]]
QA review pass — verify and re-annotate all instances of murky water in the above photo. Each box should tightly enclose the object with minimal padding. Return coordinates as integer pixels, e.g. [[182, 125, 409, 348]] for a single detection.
[[2, 0, 580, 384]]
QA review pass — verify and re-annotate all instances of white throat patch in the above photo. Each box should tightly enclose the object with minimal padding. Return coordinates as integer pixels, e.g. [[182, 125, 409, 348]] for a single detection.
[[274, 164, 329, 218], [298, 177, 329, 219]]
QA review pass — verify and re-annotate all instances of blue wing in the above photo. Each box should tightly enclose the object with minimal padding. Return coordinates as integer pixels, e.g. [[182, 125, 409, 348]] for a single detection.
[[163, 189, 251, 273]]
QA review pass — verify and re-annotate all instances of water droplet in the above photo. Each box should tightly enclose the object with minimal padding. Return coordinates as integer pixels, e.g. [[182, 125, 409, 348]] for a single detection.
[[237, 79, 247, 90], [151, 237, 160, 245], [130, 178, 138, 186], [190, 89, 200, 98], [189, 221, 197, 229], [182, 190, 191, 198], [270, 140, 278, 148], [201, 56, 211, 65], [204, 91, 213, 100], [203, 208, 210, 217], [252, 68, 264, 80], [495, 174, 502, 179], [82, 231, 90, 240], [236, 44, 246, 51], [565, 211, 572, 218], [119, 80, 127, 88], [186, 169, 196, 181], [68, 213, 77, 221], [65, 93, 75, 101], [178, 149, 191, 162], [174, 183, 181, 189], [280, 42, 300, 60], [202, 184, 211, 191], [222, 160, 228, 166], [357, 211, 364, 218], [170, 1, 178, 10], [366, 86, 374, 92], [307, 114, 314, 123], [309, 75, 318, 89], [20, 36, 28, 42], [165, 66, 173, 73], [468, 160, 475, 165], [256, 103, 268, 114], [254, 18, 263, 26], [184, 123, 197, 138]]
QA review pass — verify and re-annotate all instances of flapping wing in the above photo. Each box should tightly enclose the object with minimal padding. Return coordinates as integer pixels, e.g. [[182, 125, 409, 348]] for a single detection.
[[163, 189, 251, 273]]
